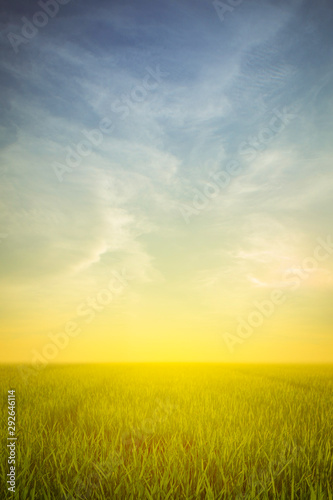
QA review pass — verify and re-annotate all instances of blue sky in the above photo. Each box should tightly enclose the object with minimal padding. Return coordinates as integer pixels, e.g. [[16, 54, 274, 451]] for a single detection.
[[1, 0, 333, 362]]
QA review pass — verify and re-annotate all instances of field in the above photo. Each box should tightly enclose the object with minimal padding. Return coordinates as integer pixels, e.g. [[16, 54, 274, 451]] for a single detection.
[[1, 363, 333, 499]]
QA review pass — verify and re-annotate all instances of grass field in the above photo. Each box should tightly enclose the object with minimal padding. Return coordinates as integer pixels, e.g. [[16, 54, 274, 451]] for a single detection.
[[1, 363, 333, 499]]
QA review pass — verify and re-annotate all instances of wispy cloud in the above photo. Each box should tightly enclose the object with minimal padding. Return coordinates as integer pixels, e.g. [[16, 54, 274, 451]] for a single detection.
[[1, 0, 333, 361]]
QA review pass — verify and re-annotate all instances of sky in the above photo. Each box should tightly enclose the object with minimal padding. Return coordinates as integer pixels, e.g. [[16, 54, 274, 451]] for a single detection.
[[0, 0, 333, 364]]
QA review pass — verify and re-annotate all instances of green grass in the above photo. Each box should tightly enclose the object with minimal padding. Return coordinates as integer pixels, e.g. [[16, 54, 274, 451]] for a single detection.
[[1, 363, 333, 499]]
